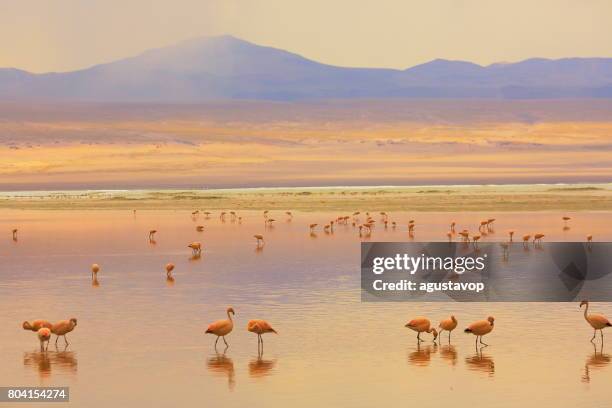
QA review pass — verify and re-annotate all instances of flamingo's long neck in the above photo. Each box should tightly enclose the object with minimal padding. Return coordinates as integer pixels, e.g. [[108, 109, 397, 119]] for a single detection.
[[584, 303, 589, 320], [227, 311, 233, 321]]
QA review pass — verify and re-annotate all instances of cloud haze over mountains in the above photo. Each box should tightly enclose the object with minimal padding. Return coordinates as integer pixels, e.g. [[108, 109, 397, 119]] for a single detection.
[[1, 35, 612, 102]]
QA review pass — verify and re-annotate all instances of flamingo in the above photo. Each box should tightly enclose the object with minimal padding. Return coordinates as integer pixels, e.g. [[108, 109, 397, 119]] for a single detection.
[[206, 307, 235, 348], [188, 242, 202, 255], [587, 235, 593, 244], [247, 319, 277, 349], [472, 234, 481, 248], [522, 235, 531, 246], [286, 211, 293, 219], [51, 318, 78, 346], [12, 228, 18, 240], [309, 223, 318, 233], [450, 221, 456, 232], [37, 328, 51, 351], [464, 316, 494, 347], [580, 300, 611, 342], [148, 230, 157, 241], [91, 264, 100, 279], [533, 233, 545, 245], [165, 263, 175, 277], [405, 317, 438, 342], [563, 216, 571, 226], [23, 320, 52, 332], [196, 225, 204, 232], [439, 316, 458, 341], [508, 230, 515, 242], [254, 234, 265, 247]]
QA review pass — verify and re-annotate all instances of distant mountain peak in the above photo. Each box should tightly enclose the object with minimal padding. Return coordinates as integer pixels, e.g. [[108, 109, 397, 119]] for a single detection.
[[1, 37, 612, 101]]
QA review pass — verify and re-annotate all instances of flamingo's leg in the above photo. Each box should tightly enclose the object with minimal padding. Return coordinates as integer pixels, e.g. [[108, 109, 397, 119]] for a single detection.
[[223, 336, 228, 346]]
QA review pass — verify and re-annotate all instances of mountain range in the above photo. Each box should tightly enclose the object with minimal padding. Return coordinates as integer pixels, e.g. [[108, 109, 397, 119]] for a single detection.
[[1, 35, 612, 101]]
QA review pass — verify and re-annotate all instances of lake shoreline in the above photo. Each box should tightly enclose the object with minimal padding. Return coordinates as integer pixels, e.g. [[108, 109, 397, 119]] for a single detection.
[[1, 183, 611, 211]]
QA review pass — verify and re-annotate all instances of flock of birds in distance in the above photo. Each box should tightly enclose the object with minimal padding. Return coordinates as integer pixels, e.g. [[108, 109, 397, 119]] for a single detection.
[[14, 210, 607, 353]]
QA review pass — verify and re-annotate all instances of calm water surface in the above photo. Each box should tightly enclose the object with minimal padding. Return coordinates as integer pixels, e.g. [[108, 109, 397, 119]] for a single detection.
[[1, 210, 611, 407]]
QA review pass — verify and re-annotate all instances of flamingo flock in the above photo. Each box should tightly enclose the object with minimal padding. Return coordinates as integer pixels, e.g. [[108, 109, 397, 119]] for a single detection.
[[13, 211, 605, 354]]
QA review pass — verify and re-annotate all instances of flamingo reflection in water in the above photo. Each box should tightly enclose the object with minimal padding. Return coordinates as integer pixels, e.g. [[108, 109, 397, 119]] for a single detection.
[[249, 349, 277, 379], [582, 342, 611, 383], [465, 346, 495, 376], [24, 349, 78, 379], [407, 342, 438, 367], [207, 351, 235, 391]]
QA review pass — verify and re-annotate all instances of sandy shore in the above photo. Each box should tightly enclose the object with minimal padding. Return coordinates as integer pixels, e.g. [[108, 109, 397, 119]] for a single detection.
[[1, 184, 611, 211]]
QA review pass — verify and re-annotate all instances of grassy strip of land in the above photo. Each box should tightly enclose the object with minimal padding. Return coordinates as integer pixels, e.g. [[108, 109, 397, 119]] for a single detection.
[[1, 184, 612, 212]]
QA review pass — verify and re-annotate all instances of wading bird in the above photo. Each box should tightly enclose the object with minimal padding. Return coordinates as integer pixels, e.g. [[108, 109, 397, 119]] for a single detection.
[[533, 233, 545, 245], [196, 225, 204, 232], [472, 234, 481, 248], [206, 307, 235, 348], [254, 234, 264, 247], [405, 317, 438, 342], [464, 316, 494, 347], [148, 230, 157, 241], [522, 235, 531, 246], [12, 228, 18, 240], [563, 216, 571, 226], [37, 328, 51, 351], [439, 316, 458, 341], [51, 318, 78, 346], [508, 230, 515, 242], [165, 263, 175, 277], [91, 264, 100, 279], [309, 223, 318, 233], [580, 300, 611, 342], [450, 221, 456, 232], [247, 319, 277, 349], [23, 320, 52, 332], [188, 242, 202, 255]]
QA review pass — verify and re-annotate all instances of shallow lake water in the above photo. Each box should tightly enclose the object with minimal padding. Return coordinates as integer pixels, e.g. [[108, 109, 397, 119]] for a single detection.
[[1, 209, 612, 407]]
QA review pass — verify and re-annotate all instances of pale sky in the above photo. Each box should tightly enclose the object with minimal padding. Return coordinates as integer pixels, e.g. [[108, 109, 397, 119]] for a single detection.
[[1, 0, 611, 73]]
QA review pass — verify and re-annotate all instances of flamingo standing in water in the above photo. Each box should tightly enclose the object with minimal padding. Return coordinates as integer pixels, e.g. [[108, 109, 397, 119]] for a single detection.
[[247, 319, 277, 349], [580, 300, 611, 342], [563, 216, 571, 226], [508, 230, 515, 242], [464, 316, 494, 347], [37, 328, 51, 351], [165, 263, 175, 277], [450, 222, 456, 232], [51, 318, 78, 346], [91, 264, 100, 279], [439, 316, 458, 341], [196, 225, 204, 232], [23, 320, 52, 332], [188, 242, 202, 255], [12, 228, 18, 240], [405, 317, 438, 342], [309, 224, 318, 233], [206, 307, 235, 348], [148, 230, 157, 241], [254, 234, 265, 247], [522, 235, 531, 246], [533, 233, 545, 245]]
